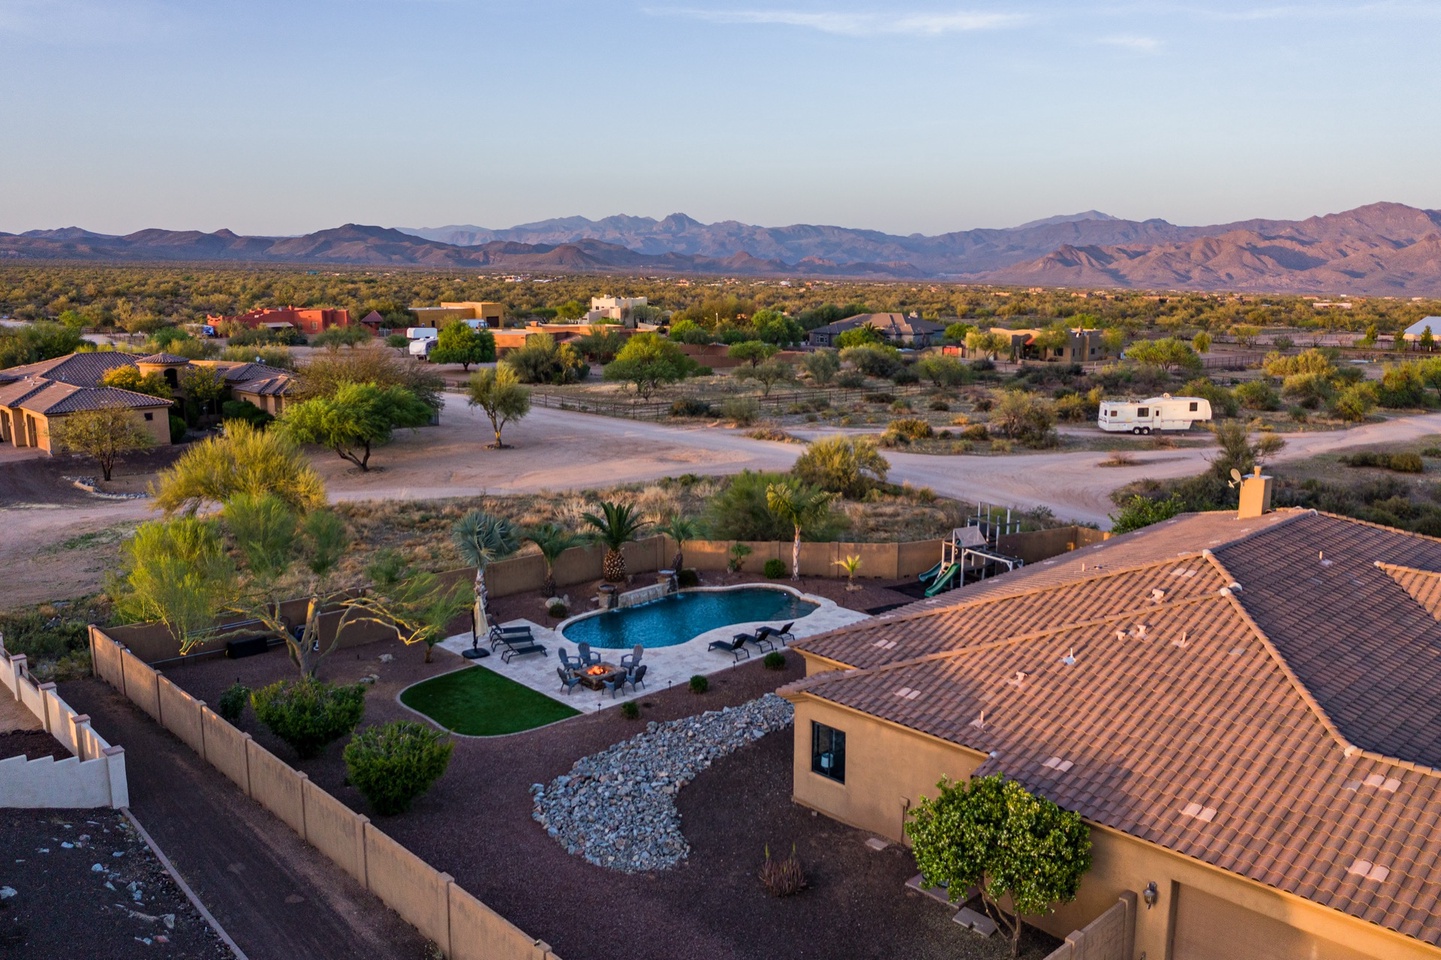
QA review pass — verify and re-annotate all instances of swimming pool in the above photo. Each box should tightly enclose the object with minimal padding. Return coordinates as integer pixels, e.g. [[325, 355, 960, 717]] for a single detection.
[[560, 587, 819, 650]]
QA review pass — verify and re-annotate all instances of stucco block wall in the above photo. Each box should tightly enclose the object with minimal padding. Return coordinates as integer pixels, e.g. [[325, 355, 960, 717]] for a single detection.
[[156, 675, 205, 755], [448, 886, 551, 960], [302, 780, 368, 886], [120, 649, 161, 721], [245, 740, 307, 836], [200, 706, 250, 793], [364, 824, 452, 954]]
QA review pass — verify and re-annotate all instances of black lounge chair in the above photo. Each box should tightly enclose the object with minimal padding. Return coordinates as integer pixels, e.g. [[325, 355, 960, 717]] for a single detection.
[[493, 626, 547, 663], [489, 623, 534, 651], [709, 635, 751, 661], [757, 622, 796, 646], [736, 628, 775, 653]]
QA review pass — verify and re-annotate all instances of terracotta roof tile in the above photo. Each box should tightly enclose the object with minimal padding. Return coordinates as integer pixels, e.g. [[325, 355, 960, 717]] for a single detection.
[[1, 351, 136, 387]]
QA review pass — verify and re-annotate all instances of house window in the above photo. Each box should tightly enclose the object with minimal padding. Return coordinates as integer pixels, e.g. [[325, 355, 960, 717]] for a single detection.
[[811, 721, 846, 783], [143, 412, 154, 421]]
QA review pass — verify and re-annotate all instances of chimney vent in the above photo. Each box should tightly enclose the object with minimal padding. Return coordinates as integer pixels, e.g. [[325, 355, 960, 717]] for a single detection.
[[1237, 466, 1274, 519]]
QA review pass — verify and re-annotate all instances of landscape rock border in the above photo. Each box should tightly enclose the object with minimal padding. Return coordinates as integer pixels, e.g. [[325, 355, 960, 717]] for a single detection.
[[532, 693, 793, 873]]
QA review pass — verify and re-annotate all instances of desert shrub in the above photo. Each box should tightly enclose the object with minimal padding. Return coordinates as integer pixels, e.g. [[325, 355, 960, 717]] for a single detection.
[[1331, 383, 1378, 423], [763, 651, 787, 670], [763, 558, 788, 579], [548, 601, 569, 618], [217, 683, 250, 723], [791, 435, 890, 498], [889, 399, 912, 413], [720, 397, 762, 426], [502, 333, 588, 385], [676, 568, 700, 588], [890, 366, 920, 386], [929, 399, 950, 411], [970, 357, 995, 373], [863, 392, 894, 405], [1110, 494, 1185, 534], [746, 427, 797, 443], [689, 675, 709, 694], [884, 418, 934, 443], [1181, 378, 1239, 418], [168, 415, 187, 444], [1289, 406, 1309, 423], [0, 610, 89, 666], [962, 423, 989, 442], [385, 334, 409, 349], [1377, 363, 1430, 409], [991, 438, 1015, 453], [834, 370, 867, 389], [342, 720, 453, 815], [705, 471, 801, 541], [758, 845, 807, 897], [620, 701, 640, 720], [800, 349, 841, 385], [221, 400, 273, 429], [670, 398, 712, 418], [1341, 451, 1425, 473], [250, 679, 366, 759], [988, 389, 1057, 446], [1234, 380, 1281, 411], [841, 343, 903, 378]]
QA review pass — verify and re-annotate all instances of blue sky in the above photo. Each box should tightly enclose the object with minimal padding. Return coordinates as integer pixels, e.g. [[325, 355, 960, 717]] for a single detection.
[[2, 0, 1438, 236]]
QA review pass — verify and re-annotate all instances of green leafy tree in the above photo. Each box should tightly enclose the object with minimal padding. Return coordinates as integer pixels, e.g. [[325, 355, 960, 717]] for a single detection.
[[839, 343, 902, 378], [1421, 327, 1437, 353], [151, 420, 326, 515], [555, 300, 586, 321], [800, 349, 841, 385], [429, 322, 495, 370], [583, 500, 648, 582], [989, 390, 1057, 446], [343, 721, 454, 815], [50, 407, 155, 481], [765, 480, 838, 582], [279, 382, 432, 471], [250, 678, 366, 759], [218, 344, 295, 369], [309, 325, 372, 349], [572, 329, 626, 363], [294, 343, 444, 410], [465, 365, 531, 448], [1358, 324, 1380, 348], [728, 340, 780, 367], [100, 365, 173, 400], [1376, 363, 1429, 409], [667, 319, 714, 345], [737, 357, 796, 396], [703, 471, 800, 542], [943, 321, 974, 344], [1331, 382, 1379, 422], [114, 517, 236, 656], [602, 332, 698, 399], [914, 353, 968, 388], [750, 309, 805, 346], [452, 511, 521, 629], [906, 775, 1092, 959], [501, 333, 589, 385], [524, 522, 583, 598], [1229, 323, 1262, 348], [1192, 330, 1213, 354], [179, 365, 226, 419], [965, 329, 1011, 361], [1126, 337, 1202, 374], [364, 552, 472, 662], [1099, 326, 1126, 356], [1110, 493, 1186, 534], [791, 435, 890, 499]]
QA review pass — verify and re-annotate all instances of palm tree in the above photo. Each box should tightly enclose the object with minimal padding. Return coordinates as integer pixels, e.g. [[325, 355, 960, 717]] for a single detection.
[[765, 481, 836, 582], [656, 515, 702, 573], [834, 554, 862, 591], [524, 522, 583, 598], [583, 501, 648, 583], [451, 510, 519, 630]]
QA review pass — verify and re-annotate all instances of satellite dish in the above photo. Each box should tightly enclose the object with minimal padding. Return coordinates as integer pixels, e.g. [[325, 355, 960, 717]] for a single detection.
[[1230, 468, 1243, 483]]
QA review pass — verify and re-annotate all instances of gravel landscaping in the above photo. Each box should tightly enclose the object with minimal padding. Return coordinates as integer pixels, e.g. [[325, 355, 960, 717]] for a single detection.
[[532, 694, 793, 872]]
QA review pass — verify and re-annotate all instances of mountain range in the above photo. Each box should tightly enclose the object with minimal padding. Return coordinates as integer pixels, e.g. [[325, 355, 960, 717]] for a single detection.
[[5, 202, 1441, 294]]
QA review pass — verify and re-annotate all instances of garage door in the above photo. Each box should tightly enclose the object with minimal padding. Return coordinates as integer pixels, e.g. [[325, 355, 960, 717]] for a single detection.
[[1172, 886, 1376, 960]]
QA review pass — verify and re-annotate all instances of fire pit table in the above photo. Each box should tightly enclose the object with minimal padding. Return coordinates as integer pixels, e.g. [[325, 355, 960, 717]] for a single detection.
[[574, 662, 624, 691]]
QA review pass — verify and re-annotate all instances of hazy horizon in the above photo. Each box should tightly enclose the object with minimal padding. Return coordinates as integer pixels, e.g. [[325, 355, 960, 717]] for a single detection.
[[4, 1, 1439, 236]]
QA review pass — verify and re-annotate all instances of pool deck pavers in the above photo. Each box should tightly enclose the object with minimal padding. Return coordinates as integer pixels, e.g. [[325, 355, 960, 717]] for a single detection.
[[432, 588, 869, 717]]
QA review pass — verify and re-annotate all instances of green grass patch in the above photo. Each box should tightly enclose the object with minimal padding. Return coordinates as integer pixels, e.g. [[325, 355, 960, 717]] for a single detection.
[[399, 666, 579, 736]]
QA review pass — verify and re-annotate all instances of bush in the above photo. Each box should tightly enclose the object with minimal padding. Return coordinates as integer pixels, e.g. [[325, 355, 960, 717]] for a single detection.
[[0, 610, 89, 668], [689, 675, 709, 694], [758, 844, 807, 897], [1341, 451, 1425, 473], [962, 423, 990, 442], [885, 418, 934, 441], [670, 398, 712, 418], [727, 542, 753, 572], [620, 701, 640, 720], [763, 651, 787, 670], [502, 334, 588, 385], [792, 435, 890, 498], [168, 414, 187, 444], [834, 370, 867, 389], [1110, 494, 1186, 534], [676, 568, 700, 588], [1234, 379, 1281, 411], [763, 558, 788, 579], [971, 358, 995, 372], [217, 683, 250, 723], [385, 334, 409, 349], [890, 366, 920, 385], [250, 679, 366, 759], [220, 400, 273, 429], [548, 601, 569, 618], [929, 399, 950, 411], [342, 721, 453, 815], [720, 397, 762, 426], [988, 390, 1056, 446], [1181, 378, 1239, 418], [841, 344, 903, 378]]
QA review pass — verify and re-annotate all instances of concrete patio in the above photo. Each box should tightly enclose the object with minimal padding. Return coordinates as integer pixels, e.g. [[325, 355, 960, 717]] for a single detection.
[[430, 587, 869, 719]]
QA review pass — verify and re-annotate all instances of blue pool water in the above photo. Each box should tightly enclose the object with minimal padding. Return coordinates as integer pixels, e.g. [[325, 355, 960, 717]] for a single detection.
[[560, 588, 819, 650]]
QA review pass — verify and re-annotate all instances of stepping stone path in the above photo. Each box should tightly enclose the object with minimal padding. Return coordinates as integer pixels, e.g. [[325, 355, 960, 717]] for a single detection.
[[531, 694, 793, 873]]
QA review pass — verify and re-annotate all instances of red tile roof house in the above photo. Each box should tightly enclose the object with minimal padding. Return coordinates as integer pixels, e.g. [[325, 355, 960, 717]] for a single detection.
[[783, 479, 1441, 960], [0, 352, 290, 453]]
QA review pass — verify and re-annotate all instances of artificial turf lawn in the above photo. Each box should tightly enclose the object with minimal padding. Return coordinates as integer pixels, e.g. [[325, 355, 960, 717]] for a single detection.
[[400, 665, 580, 736]]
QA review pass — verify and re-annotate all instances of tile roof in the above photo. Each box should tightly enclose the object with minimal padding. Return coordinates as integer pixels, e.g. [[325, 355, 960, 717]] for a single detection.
[[135, 352, 190, 364], [786, 508, 1441, 947], [230, 373, 292, 397], [1, 352, 137, 387], [212, 362, 289, 384], [17, 381, 172, 415]]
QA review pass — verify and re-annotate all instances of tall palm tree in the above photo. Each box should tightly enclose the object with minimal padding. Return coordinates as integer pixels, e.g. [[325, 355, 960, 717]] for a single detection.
[[451, 510, 519, 630], [656, 515, 702, 573], [765, 481, 836, 582], [583, 501, 648, 583], [524, 522, 583, 598]]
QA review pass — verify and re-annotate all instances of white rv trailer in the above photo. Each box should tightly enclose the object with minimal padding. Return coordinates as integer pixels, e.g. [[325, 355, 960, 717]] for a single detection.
[[404, 326, 439, 341], [408, 336, 437, 359], [1098, 394, 1212, 434]]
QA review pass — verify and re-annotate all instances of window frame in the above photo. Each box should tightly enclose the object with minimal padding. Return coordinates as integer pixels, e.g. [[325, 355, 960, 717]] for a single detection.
[[810, 720, 846, 784]]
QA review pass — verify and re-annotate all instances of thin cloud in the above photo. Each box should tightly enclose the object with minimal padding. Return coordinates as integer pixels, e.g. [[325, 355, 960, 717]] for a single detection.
[[655, 7, 1031, 37], [1097, 33, 1162, 52]]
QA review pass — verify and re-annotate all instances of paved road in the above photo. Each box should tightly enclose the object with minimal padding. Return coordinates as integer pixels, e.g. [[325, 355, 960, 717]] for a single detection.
[[59, 678, 428, 960]]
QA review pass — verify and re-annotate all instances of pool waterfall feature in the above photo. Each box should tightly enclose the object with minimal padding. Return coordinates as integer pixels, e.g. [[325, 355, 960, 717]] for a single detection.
[[560, 585, 821, 651]]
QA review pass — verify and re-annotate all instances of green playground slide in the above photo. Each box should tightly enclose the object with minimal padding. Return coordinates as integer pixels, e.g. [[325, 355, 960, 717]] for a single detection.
[[924, 563, 962, 597], [918, 561, 943, 583]]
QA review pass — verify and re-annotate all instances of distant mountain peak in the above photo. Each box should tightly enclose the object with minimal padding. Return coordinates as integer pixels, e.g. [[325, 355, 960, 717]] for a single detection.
[[1013, 211, 1121, 230]]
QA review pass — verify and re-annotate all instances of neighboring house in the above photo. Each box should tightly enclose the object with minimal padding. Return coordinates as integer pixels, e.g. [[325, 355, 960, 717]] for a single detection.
[[586, 296, 647, 326], [229, 372, 294, 417], [1402, 317, 1441, 343], [0, 352, 289, 453], [209, 306, 351, 333], [955, 326, 1111, 363], [409, 301, 504, 328], [785, 481, 1441, 960], [807, 313, 944, 348]]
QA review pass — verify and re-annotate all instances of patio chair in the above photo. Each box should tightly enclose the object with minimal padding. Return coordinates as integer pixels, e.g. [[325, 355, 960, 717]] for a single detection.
[[757, 622, 796, 646], [620, 644, 644, 669], [738, 628, 775, 653], [557, 646, 583, 671], [556, 666, 582, 695], [496, 629, 547, 663], [625, 664, 648, 691], [602, 671, 628, 699], [489, 623, 534, 651], [708, 635, 751, 661], [576, 642, 602, 668]]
